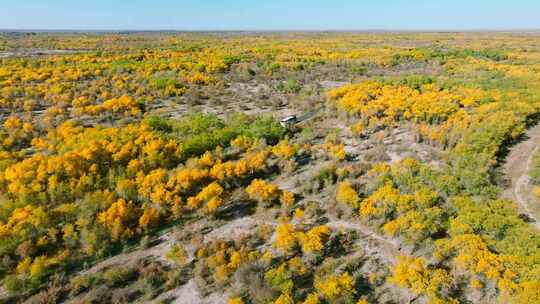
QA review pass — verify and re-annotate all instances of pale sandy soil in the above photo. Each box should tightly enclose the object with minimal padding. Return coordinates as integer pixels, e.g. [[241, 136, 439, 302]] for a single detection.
[[501, 123, 540, 229]]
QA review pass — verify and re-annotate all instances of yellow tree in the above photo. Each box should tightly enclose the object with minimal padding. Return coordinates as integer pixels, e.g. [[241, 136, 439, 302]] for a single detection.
[[314, 272, 355, 301], [271, 138, 299, 160], [138, 206, 160, 229], [227, 298, 244, 304], [280, 190, 295, 207], [274, 222, 297, 252], [246, 179, 280, 204], [97, 198, 138, 240], [296, 225, 331, 253], [336, 181, 360, 208], [196, 181, 225, 212]]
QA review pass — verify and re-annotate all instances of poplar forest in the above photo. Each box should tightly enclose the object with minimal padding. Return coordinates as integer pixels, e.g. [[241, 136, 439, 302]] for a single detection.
[[1, 31, 540, 304]]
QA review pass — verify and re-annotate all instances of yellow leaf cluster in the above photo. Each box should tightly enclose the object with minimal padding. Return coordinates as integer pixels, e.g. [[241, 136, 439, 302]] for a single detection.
[[336, 181, 360, 208], [246, 179, 280, 203], [314, 272, 354, 300], [271, 138, 299, 160]]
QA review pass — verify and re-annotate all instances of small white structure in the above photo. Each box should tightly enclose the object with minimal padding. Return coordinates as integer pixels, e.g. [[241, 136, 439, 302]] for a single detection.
[[280, 115, 297, 128]]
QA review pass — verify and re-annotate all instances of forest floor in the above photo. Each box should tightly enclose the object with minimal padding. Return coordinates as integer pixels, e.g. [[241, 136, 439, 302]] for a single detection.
[[501, 123, 540, 229], [62, 115, 435, 304]]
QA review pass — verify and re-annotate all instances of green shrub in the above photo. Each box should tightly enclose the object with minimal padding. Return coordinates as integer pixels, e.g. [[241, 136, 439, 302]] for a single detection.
[[4, 275, 26, 294], [529, 152, 540, 184], [145, 115, 173, 133], [351, 66, 367, 75], [103, 267, 138, 288], [264, 265, 293, 294], [223, 55, 242, 67], [276, 79, 302, 94], [69, 274, 97, 296], [145, 113, 286, 159]]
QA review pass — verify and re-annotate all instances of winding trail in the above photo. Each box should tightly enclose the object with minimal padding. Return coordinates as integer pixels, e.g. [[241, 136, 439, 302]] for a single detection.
[[78, 231, 177, 277], [501, 123, 540, 229], [326, 219, 402, 264]]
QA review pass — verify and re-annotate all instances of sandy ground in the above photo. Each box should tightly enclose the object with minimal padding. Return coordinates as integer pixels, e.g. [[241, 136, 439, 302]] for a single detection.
[[150, 279, 229, 304], [78, 231, 177, 277], [326, 219, 402, 264], [64, 118, 427, 304], [0, 49, 82, 58], [501, 123, 540, 229]]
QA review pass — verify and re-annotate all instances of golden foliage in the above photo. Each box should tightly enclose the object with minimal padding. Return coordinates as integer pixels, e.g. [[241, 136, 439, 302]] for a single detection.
[[138, 206, 160, 228], [336, 180, 360, 208], [280, 190, 295, 206], [97, 198, 138, 239], [246, 179, 280, 203], [227, 298, 244, 304], [314, 272, 354, 300], [273, 293, 294, 304], [296, 225, 331, 253], [390, 255, 454, 302], [272, 138, 299, 159], [274, 222, 297, 251]]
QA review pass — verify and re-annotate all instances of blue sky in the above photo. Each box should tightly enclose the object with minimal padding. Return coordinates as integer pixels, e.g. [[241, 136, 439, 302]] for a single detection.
[[1, 0, 540, 30]]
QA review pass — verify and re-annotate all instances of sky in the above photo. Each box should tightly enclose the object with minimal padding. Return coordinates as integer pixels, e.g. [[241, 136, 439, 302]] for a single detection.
[[1, 0, 540, 31]]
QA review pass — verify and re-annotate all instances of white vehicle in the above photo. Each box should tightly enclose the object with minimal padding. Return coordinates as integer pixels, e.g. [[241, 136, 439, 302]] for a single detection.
[[280, 115, 297, 128]]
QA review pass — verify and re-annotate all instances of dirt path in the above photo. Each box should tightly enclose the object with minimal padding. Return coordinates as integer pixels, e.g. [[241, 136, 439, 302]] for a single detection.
[[78, 231, 177, 277], [157, 279, 204, 304], [326, 219, 402, 265], [150, 279, 229, 304], [74, 211, 402, 303], [501, 123, 540, 229], [78, 215, 261, 277]]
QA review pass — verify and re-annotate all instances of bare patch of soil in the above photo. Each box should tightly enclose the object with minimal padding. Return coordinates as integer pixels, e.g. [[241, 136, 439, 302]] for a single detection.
[[501, 124, 540, 228]]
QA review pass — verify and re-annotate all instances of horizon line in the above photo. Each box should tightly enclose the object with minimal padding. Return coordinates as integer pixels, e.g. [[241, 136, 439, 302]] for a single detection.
[[2, 28, 540, 33]]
